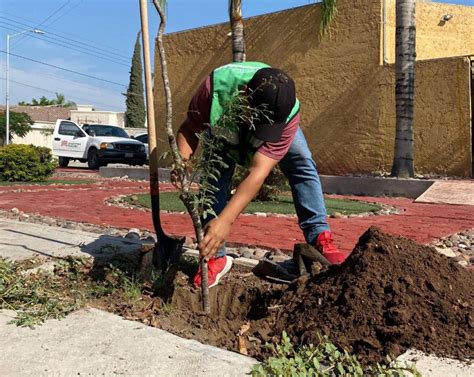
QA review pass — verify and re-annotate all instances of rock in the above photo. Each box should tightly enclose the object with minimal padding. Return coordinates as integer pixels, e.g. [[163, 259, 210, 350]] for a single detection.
[[253, 248, 267, 260], [444, 240, 454, 248], [330, 212, 344, 219], [457, 260, 469, 267], [239, 247, 253, 259], [254, 212, 267, 217], [183, 236, 195, 248], [125, 232, 141, 240], [11, 208, 20, 214], [434, 247, 456, 258], [130, 195, 139, 202]]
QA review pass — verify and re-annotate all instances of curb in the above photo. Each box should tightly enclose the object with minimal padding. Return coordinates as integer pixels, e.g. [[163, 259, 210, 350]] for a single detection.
[[98, 167, 435, 198]]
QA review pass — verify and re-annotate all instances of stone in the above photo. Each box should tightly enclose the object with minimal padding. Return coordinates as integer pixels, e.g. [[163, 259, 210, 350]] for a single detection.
[[125, 232, 141, 241], [330, 212, 344, 219], [11, 208, 20, 214], [434, 247, 456, 258], [252, 248, 267, 260], [239, 247, 253, 259], [254, 212, 267, 217], [183, 236, 195, 248], [130, 195, 139, 202]]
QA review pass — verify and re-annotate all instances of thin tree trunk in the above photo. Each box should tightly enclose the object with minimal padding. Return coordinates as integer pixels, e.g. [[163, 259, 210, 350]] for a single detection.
[[152, 0, 210, 314], [391, 0, 416, 178], [229, 0, 246, 62]]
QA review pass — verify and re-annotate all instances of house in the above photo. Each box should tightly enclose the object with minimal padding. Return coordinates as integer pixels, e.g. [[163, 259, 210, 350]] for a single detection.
[[154, 0, 474, 177], [2, 105, 138, 149]]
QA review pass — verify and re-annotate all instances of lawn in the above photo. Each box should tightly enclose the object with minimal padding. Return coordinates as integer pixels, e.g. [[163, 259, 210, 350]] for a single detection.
[[0, 179, 96, 186], [125, 192, 381, 215]]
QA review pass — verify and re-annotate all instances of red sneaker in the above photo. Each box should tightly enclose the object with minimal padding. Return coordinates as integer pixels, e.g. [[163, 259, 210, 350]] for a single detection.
[[315, 231, 348, 265], [193, 256, 233, 288]]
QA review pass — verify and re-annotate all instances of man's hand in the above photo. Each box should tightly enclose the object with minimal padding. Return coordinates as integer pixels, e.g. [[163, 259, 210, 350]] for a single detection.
[[199, 216, 232, 260]]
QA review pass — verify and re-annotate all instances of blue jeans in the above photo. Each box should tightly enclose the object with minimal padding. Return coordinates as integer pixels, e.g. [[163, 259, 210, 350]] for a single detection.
[[203, 128, 330, 257]]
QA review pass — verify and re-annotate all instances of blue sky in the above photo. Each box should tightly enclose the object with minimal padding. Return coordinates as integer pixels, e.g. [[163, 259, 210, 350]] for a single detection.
[[1, 0, 473, 112]]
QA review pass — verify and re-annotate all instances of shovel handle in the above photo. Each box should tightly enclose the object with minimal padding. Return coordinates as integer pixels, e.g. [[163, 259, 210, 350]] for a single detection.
[[201, 259, 210, 313]]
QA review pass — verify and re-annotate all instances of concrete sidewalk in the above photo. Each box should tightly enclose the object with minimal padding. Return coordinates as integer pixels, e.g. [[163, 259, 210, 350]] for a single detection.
[[0, 309, 256, 377], [1, 219, 472, 376], [0, 218, 256, 376]]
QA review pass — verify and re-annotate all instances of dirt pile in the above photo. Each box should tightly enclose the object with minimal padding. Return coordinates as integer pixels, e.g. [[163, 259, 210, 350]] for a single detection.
[[268, 227, 474, 363]]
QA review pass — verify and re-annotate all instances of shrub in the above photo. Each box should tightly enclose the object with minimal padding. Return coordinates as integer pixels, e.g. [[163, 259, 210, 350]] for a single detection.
[[0, 144, 57, 182], [232, 165, 289, 202]]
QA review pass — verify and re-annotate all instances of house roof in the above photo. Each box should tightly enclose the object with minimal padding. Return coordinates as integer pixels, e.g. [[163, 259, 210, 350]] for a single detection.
[[0, 105, 72, 122]]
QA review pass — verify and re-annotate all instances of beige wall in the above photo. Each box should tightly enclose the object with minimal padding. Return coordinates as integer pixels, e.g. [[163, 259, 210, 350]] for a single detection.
[[154, 0, 473, 176], [379, 57, 472, 176], [70, 110, 125, 127], [384, 0, 474, 63]]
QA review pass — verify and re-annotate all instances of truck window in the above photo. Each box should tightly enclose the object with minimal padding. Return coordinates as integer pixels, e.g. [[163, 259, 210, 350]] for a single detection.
[[59, 122, 83, 136]]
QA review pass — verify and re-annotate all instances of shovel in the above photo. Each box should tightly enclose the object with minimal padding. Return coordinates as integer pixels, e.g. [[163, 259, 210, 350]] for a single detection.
[[138, 1, 184, 282]]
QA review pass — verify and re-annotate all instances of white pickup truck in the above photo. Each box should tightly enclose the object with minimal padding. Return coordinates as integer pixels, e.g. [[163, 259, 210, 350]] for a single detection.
[[52, 119, 147, 169]]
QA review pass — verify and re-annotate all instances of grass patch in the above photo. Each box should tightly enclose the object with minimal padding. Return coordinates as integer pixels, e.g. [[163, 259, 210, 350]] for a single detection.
[[252, 331, 420, 376], [0, 256, 141, 328], [125, 192, 381, 216], [0, 179, 96, 186]]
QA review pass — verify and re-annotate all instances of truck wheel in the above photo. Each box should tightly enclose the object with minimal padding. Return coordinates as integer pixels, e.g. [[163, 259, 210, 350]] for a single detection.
[[87, 149, 101, 169], [58, 157, 70, 167]]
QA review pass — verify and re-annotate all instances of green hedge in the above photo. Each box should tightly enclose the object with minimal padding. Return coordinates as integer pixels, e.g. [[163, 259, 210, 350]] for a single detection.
[[0, 144, 57, 182]]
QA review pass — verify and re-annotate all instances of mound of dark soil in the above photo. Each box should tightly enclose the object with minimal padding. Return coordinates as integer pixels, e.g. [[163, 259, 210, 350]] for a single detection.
[[91, 227, 473, 365], [268, 227, 474, 364]]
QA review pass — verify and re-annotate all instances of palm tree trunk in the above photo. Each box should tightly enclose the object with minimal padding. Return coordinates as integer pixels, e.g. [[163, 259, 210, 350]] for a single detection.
[[391, 0, 416, 178], [229, 0, 246, 62]]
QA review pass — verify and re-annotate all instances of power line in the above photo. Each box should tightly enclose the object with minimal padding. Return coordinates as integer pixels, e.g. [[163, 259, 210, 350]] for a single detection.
[[0, 17, 130, 63], [0, 12, 131, 59], [0, 21, 130, 67], [0, 77, 124, 111], [0, 50, 127, 87], [0, 62, 123, 96], [11, 0, 77, 48]]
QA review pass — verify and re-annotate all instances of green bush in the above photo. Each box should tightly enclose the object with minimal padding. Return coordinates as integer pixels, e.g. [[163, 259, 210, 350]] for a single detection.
[[0, 144, 57, 182], [232, 165, 289, 202]]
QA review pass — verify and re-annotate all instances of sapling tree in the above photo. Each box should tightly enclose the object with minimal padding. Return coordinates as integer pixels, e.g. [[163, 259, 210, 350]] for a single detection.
[[152, 0, 275, 313]]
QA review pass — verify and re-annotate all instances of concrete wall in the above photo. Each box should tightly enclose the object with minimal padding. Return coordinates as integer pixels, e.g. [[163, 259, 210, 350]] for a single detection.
[[11, 122, 55, 149], [384, 0, 474, 63], [154, 0, 473, 176]]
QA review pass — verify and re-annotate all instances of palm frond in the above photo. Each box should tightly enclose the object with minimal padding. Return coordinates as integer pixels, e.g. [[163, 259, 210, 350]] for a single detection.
[[320, 0, 337, 36]]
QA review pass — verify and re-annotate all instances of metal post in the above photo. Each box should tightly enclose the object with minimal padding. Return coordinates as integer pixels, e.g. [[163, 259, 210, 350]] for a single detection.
[[4, 29, 44, 146], [5, 34, 10, 145]]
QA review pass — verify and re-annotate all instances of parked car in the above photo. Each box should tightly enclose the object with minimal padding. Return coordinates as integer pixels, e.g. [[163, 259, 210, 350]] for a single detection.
[[52, 120, 147, 169], [132, 132, 149, 163]]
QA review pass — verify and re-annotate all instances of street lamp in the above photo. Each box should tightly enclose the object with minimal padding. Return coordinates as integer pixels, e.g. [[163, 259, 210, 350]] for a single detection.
[[5, 28, 45, 145]]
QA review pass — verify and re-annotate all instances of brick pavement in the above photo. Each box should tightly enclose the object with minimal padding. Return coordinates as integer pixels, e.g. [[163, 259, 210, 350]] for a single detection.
[[0, 172, 472, 253]]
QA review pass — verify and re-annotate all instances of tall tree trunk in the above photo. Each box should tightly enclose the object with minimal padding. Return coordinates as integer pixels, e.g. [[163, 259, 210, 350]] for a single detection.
[[391, 0, 416, 178], [229, 0, 246, 62]]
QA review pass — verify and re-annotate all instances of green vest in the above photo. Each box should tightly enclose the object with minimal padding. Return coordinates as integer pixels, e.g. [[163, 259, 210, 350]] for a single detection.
[[209, 62, 300, 166]]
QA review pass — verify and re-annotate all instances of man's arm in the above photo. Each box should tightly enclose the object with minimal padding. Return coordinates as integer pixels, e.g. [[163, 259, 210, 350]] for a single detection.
[[176, 117, 204, 160], [199, 151, 279, 259]]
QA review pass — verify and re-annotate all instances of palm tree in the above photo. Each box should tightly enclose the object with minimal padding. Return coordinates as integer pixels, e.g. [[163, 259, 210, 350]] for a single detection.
[[54, 93, 66, 106], [229, 0, 245, 62], [391, 0, 416, 177]]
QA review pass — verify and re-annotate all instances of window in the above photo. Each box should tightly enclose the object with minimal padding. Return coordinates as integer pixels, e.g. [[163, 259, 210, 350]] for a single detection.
[[135, 134, 148, 143], [85, 125, 129, 138], [59, 121, 83, 136]]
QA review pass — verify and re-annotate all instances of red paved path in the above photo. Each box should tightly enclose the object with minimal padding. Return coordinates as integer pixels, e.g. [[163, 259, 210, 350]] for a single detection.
[[0, 173, 472, 253]]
